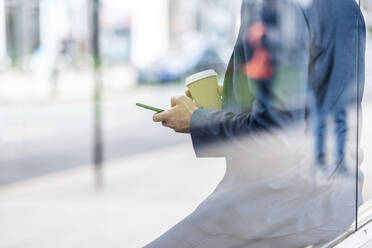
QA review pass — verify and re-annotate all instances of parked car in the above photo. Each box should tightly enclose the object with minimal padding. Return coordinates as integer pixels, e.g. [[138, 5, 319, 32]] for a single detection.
[[138, 31, 226, 84]]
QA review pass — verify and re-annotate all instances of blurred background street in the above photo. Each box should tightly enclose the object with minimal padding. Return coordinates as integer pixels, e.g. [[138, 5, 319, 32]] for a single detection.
[[0, 82, 188, 184], [0, 0, 372, 247], [0, 0, 240, 185]]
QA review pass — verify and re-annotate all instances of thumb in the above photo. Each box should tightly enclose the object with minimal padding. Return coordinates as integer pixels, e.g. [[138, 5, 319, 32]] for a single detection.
[[185, 90, 193, 98], [218, 86, 223, 96]]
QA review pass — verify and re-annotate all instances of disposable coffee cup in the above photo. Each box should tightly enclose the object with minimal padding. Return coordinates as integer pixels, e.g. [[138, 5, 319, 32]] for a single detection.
[[186, 70, 222, 110]]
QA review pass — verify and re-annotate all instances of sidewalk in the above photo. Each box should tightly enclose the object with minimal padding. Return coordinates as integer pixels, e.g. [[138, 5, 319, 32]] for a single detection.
[[0, 142, 225, 248]]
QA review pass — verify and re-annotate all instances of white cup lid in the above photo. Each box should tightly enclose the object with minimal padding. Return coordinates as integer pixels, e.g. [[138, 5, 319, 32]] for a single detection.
[[186, 69, 217, 86]]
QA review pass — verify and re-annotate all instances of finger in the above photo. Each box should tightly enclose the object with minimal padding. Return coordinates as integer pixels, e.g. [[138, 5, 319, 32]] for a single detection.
[[153, 113, 161, 122], [171, 96, 183, 107], [171, 96, 177, 107], [185, 90, 192, 98], [162, 120, 175, 130], [153, 107, 177, 122], [153, 111, 168, 122]]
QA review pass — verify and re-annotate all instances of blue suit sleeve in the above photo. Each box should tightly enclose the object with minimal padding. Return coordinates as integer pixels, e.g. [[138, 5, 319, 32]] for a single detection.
[[189, 2, 310, 158]]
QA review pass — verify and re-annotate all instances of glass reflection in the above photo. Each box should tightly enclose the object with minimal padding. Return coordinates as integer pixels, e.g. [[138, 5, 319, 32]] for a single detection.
[[146, 0, 366, 247]]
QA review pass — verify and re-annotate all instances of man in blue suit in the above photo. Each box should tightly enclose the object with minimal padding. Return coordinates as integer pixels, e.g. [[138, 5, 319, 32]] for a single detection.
[[150, 0, 365, 247]]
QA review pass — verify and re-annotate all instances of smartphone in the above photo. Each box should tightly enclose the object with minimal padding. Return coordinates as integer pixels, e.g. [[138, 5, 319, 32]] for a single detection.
[[136, 103, 164, 113]]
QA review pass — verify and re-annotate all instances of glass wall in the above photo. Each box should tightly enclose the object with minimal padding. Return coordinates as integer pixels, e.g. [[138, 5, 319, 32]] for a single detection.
[[360, 0, 372, 229], [0, 0, 371, 247]]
